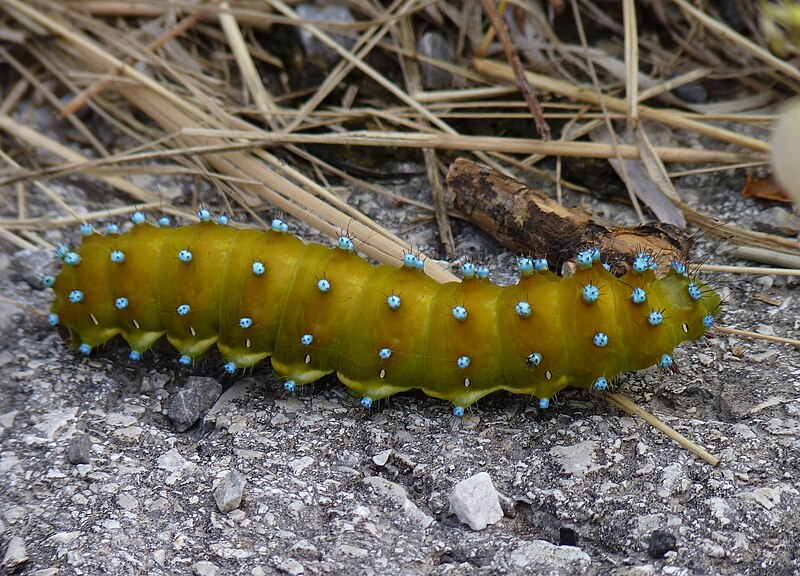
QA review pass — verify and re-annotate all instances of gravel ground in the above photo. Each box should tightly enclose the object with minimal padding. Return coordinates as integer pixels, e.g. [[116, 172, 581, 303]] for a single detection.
[[1, 162, 799, 576]]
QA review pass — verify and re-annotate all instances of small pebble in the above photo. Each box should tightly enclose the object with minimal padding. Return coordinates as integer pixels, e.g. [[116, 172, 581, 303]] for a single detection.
[[417, 31, 454, 90], [274, 558, 305, 575], [752, 206, 800, 237], [67, 433, 92, 465], [448, 472, 504, 530], [214, 469, 246, 513], [2, 536, 28, 571], [191, 560, 220, 576], [647, 529, 677, 558], [168, 377, 222, 432]]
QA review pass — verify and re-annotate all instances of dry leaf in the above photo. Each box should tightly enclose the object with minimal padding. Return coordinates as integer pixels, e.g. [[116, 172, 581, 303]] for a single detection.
[[742, 173, 792, 204]]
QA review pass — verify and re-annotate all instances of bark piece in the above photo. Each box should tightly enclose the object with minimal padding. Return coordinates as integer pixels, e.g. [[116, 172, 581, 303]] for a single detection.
[[447, 158, 691, 274]]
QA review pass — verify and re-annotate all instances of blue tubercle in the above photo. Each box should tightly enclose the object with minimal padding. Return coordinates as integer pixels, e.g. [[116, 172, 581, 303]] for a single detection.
[[631, 287, 647, 304], [64, 252, 81, 266], [223, 362, 237, 374], [461, 262, 476, 279], [179, 355, 192, 366], [129, 351, 141, 361], [69, 290, 84, 304], [515, 301, 532, 318], [131, 211, 146, 225], [452, 305, 468, 322], [538, 398, 550, 410], [632, 254, 650, 274], [178, 249, 192, 263], [456, 356, 471, 369], [360, 397, 373, 409], [217, 215, 229, 226], [284, 380, 296, 393], [378, 347, 392, 360], [403, 253, 416, 268], [317, 278, 330, 293], [413, 256, 425, 269], [517, 257, 534, 276], [47, 313, 59, 327], [55, 245, 69, 260], [589, 247, 601, 262], [239, 317, 253, 329], [659, 354, 673, 368], [526, 352, 542, 368], [106, 223, 120, 235], [110, 250, 125, 264], [78, 343, 92, 355], [534, 258, 548, 272], [593, 332, 609, 347], [252, 261, 265, 276], [648, 311, 663, 326], [271, 218, 288, 233], [703, 314, 714, 328], [43, 275, 55, 288], [177, 304, 190, 316], [594, 377, 608, 392], [337, 235, 354, 251], [671, 261, 687, 276], [115, 297, 129, 310], [453, 406, 465, 418], [576, 249, 593, 269], [387, 294, 401, 310], [158, 216, 171, 227], [79, 223, 93, 236], [476, 266, 490, 279], [301, 334, 313, 346], [688, 283, 702, 301], [602, 262, 611, 272], [198, 209, 211, 222], [582, 284, 599, 304]]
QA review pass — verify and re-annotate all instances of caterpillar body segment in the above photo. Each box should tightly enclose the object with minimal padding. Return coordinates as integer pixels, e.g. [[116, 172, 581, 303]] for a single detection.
[[49, 216, 721, 413]]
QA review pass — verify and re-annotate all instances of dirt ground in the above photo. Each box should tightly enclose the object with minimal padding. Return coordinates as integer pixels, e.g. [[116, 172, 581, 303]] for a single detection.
[[1, 148, 799, 575]]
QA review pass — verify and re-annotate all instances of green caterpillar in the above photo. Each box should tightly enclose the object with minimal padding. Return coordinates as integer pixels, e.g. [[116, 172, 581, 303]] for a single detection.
[[45, 210, 721, 416]]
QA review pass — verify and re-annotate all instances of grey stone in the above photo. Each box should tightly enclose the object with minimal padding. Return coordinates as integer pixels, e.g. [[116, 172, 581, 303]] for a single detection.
[[169, 377, 222, 432], [372, 449, 391, 467], [67, 433, 92, 465], [294, 5, 355, 67], [157, 448, 188, 473], [214, 469, 246, 513], [503, 539, 592, 575], [168, 390, 203, 432], [647, 530, 677, 558], [34, 408, 77, 440], [2, 536, 28, 571], [288, 456, 315, 476], [116, 493, 139, 511], [186, 376, 224, 407], [448, 472, 503, 530], [191, 560, 220, 576], [417, 31, 455, 90], [549, 441, 599, 477], [274, 557, 305, 575], [362, 476, 434, 528], [752, 206, 800, 237], [0, 410, 18, 428]]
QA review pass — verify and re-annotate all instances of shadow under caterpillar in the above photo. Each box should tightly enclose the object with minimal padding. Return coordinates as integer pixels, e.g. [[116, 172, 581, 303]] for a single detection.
[[45, 210, 721, 416]]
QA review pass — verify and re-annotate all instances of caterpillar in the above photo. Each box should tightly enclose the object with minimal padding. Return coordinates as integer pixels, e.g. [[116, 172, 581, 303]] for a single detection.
[[45, 210, 721, 416]]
